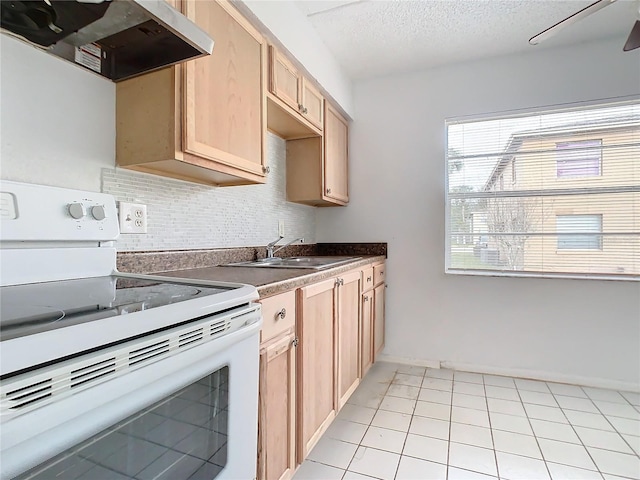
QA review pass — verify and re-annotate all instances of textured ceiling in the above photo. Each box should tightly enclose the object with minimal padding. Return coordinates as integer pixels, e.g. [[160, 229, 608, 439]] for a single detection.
[[295, 0, 637, 80]]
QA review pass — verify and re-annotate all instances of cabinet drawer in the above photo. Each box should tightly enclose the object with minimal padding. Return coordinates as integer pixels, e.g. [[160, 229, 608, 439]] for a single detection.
[[260, 290, 296, 343], [373, 263, 386, 286], [362, 267, 374, 292]]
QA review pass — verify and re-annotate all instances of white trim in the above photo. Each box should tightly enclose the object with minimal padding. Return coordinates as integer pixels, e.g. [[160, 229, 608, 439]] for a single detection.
[[377, 354, 441, 369], [377, 355, 640, 392], [441, 360, 640, 393], [445, 269, 638, 282], [445, 95, 640, 125]]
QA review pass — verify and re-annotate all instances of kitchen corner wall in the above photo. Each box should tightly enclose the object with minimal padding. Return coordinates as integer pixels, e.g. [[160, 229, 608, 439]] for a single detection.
[[318, 38, 640, 390], [102, 133, 315, 252]]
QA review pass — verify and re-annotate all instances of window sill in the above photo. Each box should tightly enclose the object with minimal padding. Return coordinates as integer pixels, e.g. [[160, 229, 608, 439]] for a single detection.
[[445, 268, 637, 282]]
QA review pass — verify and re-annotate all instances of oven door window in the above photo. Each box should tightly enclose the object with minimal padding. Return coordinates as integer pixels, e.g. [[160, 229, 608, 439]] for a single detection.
[[18, 367, 229, 480]]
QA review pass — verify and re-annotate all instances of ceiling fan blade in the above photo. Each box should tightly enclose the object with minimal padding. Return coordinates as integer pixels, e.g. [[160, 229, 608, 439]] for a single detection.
[[529, 0, 617, 45], [623, 20, 640, 51]]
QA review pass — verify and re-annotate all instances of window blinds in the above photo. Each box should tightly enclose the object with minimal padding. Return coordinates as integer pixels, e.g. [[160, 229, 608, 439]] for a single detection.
[[446, 100, 639, 279]]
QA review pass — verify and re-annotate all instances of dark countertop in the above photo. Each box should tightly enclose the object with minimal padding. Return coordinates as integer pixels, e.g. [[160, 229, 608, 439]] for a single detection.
[[157, 255, 386, 297]]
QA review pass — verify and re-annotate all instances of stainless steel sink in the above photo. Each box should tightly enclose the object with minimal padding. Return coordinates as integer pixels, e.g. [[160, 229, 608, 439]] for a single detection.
[[223, 256, 361, 270]]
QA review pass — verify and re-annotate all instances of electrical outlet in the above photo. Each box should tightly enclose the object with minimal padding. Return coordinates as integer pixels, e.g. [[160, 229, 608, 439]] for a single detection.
[[278, 220, 285, 237], [119, 202, 147, 234]]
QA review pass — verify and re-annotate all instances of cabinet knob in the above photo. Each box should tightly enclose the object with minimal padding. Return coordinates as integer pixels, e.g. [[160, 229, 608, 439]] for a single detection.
[[326, 188, 331, 194], [298, 103, 304, 111], [276, 308, 286, 320], [367, 276, 372, 282], [292, 337, 299, 347], [303, 107, 308, 114], [364, 296, 369, 302], [262, 166, 270, 174]]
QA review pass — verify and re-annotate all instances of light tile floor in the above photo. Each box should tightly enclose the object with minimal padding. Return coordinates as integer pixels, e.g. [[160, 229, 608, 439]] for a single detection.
[[293, 362, 640, 480]]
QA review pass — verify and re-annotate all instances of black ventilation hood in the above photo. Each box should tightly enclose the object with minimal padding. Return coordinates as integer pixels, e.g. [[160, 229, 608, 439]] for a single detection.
[[0, 0, 214, 81]]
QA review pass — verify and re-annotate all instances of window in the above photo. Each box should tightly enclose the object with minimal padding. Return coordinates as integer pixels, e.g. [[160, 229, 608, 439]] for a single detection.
[[556, 139, 602, 178], [446, 100, 639, 279], [556, 214, 602, 250]]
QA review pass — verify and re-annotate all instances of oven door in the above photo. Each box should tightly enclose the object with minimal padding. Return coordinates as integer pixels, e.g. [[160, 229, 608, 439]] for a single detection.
[[1, 306, 262, 480]]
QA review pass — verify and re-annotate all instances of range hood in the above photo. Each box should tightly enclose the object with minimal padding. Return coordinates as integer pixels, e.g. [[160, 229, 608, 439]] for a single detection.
[[0, 0, 214, 81]]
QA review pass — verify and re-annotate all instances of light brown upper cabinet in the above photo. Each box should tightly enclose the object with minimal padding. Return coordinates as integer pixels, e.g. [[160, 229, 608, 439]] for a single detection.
[[270, 47, 301, 115], [286, 102, 349, 206], [267, 46, 323, 139], [300, 79, 323, 129], [323, 102, 349, 203], [116, 0, 268, 186]]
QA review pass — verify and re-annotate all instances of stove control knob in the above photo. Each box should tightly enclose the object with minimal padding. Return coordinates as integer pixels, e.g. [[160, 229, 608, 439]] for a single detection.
[[91, 205, 106, 221], [68, 203, 86, 219]]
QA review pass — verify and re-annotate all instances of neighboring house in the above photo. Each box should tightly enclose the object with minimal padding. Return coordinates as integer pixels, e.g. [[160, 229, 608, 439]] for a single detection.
[[483, 118, 640, 275]]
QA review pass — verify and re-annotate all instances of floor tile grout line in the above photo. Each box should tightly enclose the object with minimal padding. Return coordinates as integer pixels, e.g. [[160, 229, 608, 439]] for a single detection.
[[584, 388, 640, 461], [534, 381, 607, 478], [483, 373, 502, 480], [333, 366, 639, 480], [549, 387, 640, 459], [512, 379, 554, 480], [343, 366, 394, 479], [445, 370, 455, 480]]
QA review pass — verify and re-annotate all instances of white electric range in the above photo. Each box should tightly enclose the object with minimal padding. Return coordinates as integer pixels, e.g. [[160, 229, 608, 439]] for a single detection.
[[0, 180, 262, 480]]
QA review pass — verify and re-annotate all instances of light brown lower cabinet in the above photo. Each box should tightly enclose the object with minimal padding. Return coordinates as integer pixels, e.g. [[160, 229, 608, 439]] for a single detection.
[[257, 262, 386, 475], [373, 282, 386, 359], [360, 290, 374, 378], [257, 329, 297, 480], [296, 277, 338, 461], [336, 270, 362, 409]]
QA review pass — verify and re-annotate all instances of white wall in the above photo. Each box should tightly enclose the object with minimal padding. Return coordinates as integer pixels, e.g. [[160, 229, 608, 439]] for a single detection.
[[0, 36, 115, 192], [317, 39, 640, 390], [242, 0, 353, 117]]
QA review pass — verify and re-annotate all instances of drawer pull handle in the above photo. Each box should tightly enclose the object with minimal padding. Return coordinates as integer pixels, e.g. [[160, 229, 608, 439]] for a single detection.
[[276, 308, 286, 320], [364, 296, 369, 302], [367, 276, 372, 282], [380, 271, 384, 275]]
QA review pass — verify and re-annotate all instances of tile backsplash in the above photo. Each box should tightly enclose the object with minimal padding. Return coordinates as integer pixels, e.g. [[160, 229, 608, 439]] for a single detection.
[[102, 133, 316, 252]]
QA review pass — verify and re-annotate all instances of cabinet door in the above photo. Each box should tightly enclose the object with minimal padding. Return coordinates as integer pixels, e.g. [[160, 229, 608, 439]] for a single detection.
[[337, 271, 361, 408], [373, 283, 385, 359], [297, 278, 337, 461], [300, 79, 323, 130], [258, 332, 296, 480], [270, 46, 301, 113], [183, 0, 267, 177], [324, 103, 349, 203], [360, 291, 373, 378]]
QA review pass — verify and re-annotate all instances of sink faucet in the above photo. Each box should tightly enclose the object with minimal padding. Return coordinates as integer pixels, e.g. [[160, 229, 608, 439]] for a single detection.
[[266, 236, 304, 258]]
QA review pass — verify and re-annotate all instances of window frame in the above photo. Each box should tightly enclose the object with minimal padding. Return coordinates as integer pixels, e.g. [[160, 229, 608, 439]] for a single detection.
[[555, 139, 603, 179], [556, 214, 603, 251]]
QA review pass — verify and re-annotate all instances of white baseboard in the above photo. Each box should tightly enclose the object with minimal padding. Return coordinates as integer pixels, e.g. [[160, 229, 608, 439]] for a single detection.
[[441, 361, 640, 393], [377, 355, 640, 393], [377, 354, 441, 369]]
